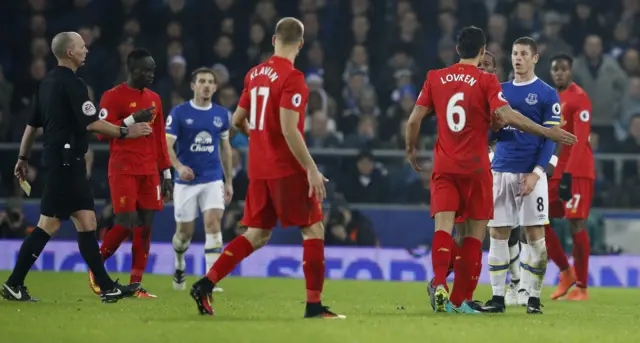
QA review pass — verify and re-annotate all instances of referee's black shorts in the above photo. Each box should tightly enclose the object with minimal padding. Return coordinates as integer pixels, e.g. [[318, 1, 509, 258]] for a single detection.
[[41, 162, 94, 220]]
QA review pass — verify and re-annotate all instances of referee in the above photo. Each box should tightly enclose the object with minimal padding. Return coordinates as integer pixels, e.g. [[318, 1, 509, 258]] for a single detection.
[[1, 32, 152, 303]]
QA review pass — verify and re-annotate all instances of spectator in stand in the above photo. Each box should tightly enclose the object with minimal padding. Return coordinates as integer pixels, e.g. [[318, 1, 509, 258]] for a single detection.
[[230, 148, 248, 202], [157, 55, 190, 114], [573, 34, 628, 127], [616, 77, 640, 141], [343, 115, 387, 150], [536, 11, 573, 85], [400, 160, 432, 205], [325, 195, 378, 247], [621, 48, 640, 76], [339, 150, 390, 204], [305, 110, 342, 149]]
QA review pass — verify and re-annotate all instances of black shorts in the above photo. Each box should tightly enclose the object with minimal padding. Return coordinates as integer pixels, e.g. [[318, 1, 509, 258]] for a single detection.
[[40, 163, 94, 220]]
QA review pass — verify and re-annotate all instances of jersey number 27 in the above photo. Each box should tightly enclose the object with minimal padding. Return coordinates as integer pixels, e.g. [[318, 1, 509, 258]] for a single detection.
[[446, 92, 466, 132], [249, 86, 269, 131]]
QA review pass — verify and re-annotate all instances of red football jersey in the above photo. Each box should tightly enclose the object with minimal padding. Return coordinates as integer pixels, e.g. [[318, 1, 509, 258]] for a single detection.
[[97, 83, 170, 176], [416, 63, 508, 174], [551, 83, 595, 179], [237, 56, 308, 179]]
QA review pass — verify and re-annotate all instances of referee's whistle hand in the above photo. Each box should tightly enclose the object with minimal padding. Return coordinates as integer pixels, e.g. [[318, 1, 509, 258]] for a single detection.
[[127, 123, 152, 138]]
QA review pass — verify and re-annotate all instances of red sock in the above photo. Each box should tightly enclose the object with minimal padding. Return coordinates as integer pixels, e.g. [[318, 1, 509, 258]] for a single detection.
[[303, 239, 325, 303], [431, 230, 452, 290], [544, 224, 570, 270], [206, 235, 254, 284], [130, 226, 151, 284], [450, 237, 482, 307], [100, 224, 131, 260], [465, 249, 483, 300], [572, 230, 590, 288], [447, 238, 460, 277]]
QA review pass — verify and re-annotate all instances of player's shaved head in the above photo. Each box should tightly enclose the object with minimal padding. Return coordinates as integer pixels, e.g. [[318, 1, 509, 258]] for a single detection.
[[51, 32, 80, 59], [275, 17, 304, 44]]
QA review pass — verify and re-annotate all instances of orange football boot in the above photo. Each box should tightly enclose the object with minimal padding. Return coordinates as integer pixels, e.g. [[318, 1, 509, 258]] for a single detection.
[[88, 270, 101, 295], [550, 267, 576, 300], [564, 287, 589, 301], [135, 287, 157, 299]]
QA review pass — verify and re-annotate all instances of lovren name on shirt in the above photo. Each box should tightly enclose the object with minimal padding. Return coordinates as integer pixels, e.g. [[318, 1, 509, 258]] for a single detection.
[[440, 73, 478, 87]]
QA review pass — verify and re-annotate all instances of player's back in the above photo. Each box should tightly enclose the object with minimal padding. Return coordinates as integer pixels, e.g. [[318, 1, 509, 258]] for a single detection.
[[427, 64, 497, 174], [240, 56, 308, 179]]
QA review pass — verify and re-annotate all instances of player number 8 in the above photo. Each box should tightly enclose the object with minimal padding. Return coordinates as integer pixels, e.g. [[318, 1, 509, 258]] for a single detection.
[[446, 92, 466, 132]]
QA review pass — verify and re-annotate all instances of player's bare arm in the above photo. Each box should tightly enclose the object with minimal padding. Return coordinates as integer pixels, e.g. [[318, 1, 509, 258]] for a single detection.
[[405, 105, 433, 172], [166, 134, 194, 181], [232, 107, 250, 136], [280, 107, 328, 201], [14, 125, 40, 180], [495, 105, 577, 145], [219, 135, 234, 204], [545, 143, 562, 176]]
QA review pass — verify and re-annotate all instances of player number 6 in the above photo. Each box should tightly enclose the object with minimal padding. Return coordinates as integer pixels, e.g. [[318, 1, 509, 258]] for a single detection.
[[446, 92, 466, 132]]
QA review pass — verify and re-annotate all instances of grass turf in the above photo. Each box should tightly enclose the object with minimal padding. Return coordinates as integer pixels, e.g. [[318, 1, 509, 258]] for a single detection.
[[1, 271, 639, 343]]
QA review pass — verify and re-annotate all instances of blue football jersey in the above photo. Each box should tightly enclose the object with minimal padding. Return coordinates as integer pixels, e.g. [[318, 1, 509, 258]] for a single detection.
[[492, 77, 561, 173], [166, 100, 230, 185]]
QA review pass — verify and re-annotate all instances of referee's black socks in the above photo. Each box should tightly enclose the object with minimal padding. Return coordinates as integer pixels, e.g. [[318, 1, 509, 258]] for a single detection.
[[6, 226, 51, 286], [77, 231, 115, 290]]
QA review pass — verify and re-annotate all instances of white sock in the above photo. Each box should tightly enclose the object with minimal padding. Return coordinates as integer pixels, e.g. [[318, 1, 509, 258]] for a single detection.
[[508, 242, 521, 284], [172, 233, 190, 271], [527, 238, 547, 298], [519, 243, 530, 292], [488, 238, 510, 297], [204, 232, 223, 273]]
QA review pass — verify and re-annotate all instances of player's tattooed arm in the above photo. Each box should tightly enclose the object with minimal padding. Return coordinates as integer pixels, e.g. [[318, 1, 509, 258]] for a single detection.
[[232, 107, 250, 136], [405, 105, 433, 171], [495, 105, 577, 145]]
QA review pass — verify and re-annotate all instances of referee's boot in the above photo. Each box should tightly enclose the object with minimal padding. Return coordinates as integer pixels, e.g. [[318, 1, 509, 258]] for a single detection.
[[1, 283, 39, 302], [101, 281, 139, 303]]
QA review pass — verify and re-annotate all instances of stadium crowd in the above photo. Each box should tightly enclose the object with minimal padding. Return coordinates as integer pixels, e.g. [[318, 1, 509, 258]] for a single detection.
[[0, 0, 639, 213]]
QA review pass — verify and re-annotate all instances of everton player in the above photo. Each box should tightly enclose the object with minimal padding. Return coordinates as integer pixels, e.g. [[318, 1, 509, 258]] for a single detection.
[[406, 27, 576, 314], [189, 18, 345, 319], [546, 54, 594, 301], [167, 67, 233, 293], [89, 49, 173, 298], [483, 37, 560, 315]]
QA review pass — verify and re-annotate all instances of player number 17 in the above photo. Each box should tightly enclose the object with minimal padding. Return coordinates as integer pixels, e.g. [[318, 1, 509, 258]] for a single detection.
[[249, 86, 270, 131], [446, 92, 466, 132]]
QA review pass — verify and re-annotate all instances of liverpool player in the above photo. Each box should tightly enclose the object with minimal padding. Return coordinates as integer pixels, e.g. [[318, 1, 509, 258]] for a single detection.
[[546, 54, 594, 301], [406, 26, 576, 314], [444, 51, 499, 312], [88, 48, 173, 298], [189, 18, 344, 319]]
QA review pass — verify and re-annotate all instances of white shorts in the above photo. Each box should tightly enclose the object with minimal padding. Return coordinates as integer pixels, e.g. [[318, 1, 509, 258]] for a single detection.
[[488, 171, 549, 228], [174, 180, 225, 222]]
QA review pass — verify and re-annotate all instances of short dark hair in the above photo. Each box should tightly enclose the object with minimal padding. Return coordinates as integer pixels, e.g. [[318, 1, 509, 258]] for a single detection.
[[550, 53, 573, 66], [456, 26, 486, 59], [513, 36, 538, 55], [275, 17, 304, 44], [191, 67, 216, 83], [127, 48, 152, 71]]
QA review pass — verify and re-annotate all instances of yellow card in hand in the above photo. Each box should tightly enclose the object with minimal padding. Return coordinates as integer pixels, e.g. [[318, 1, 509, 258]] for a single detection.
[[19, 179, 31, 196]]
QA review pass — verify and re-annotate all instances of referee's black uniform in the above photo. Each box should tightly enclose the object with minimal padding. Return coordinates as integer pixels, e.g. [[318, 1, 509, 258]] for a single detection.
[[29, 66, 97, 219], [2, 65, 137, 303]]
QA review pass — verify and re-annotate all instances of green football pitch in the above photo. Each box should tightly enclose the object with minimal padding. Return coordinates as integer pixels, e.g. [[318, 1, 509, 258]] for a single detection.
[[1, 271, 638, 343]]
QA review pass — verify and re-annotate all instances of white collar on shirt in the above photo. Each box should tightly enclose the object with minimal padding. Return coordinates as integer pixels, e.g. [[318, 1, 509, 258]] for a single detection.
[[512, 76, 538, 87], [189, 100, 213, 111]]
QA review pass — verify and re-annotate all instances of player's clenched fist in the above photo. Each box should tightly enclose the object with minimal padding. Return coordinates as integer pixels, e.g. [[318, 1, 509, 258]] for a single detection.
[[127, 122, 152, 138], [177, 164, 195, 181], [132, 106, 156, 123], [307, 168, 328, 202]]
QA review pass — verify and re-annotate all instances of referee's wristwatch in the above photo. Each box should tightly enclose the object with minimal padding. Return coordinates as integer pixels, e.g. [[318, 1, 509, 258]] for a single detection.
[[119, 126, 129, 139]]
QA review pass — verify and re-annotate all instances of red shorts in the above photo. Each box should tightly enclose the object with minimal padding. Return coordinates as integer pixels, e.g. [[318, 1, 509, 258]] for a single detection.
[[241, 173, 323, 229], [109, 174, 162, 214], [430, 170, 493, 220], [548, 177, 594, 219], [454, 216, 465, 224]]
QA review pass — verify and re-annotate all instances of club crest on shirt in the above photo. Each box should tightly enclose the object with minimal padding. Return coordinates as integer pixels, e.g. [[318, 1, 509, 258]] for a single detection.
[[525, 93, 538, 105], [213, 116, 223, 128], [129, 102, 136, 108], [186, 118, 193, 125]]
